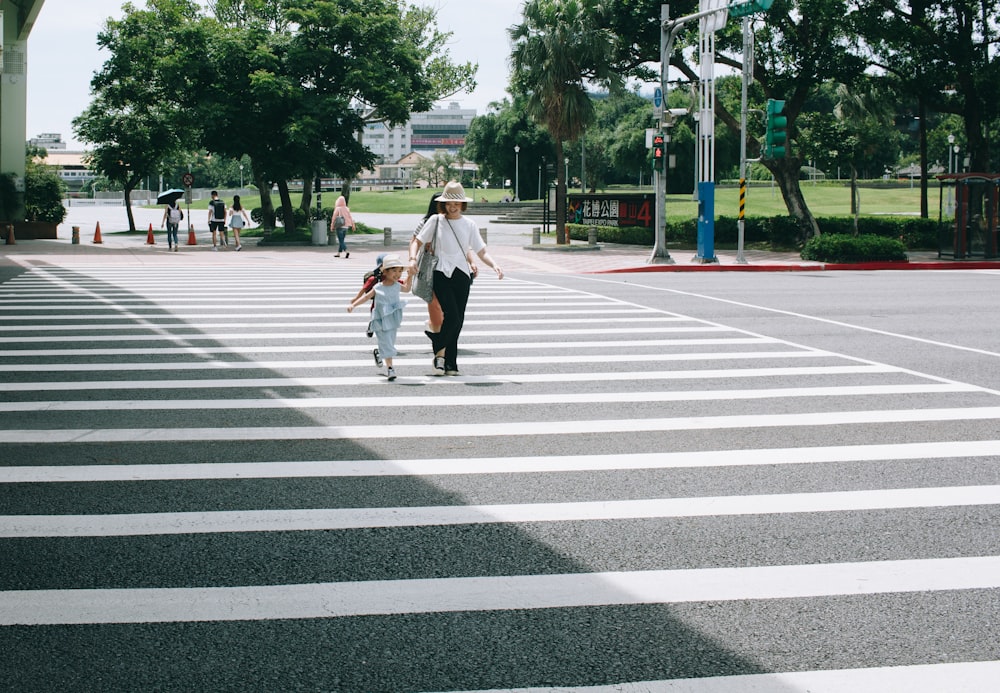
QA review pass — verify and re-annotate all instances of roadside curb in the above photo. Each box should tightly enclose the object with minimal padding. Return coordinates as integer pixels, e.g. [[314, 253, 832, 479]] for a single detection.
[[593, 260, 1000, 274]]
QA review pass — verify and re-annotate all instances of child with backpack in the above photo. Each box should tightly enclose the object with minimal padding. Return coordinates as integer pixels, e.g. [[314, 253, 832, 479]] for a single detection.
[[347, 254, 411, 381], [352, 254, 385, 338]]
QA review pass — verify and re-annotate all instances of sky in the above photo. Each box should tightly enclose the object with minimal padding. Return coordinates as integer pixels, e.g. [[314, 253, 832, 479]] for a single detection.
[[26, 0, 525, 149]]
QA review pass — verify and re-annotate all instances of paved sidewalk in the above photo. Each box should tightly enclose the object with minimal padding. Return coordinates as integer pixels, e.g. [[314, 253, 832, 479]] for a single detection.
[[3, 206, 999, 274]]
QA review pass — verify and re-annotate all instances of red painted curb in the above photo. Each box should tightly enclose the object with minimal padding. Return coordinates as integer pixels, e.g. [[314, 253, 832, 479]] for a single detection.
[[592, 260, 1000, 274]]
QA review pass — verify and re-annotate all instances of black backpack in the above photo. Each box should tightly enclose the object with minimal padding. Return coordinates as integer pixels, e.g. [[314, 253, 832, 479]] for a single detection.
[[211, 200, 226, 220]]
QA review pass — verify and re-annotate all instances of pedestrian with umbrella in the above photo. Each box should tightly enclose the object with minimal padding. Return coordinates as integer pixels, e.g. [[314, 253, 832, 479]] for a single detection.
[[158, 189, 185, 252]]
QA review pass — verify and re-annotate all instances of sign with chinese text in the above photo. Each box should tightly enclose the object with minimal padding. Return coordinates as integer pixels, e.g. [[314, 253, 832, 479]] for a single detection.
[[567, 194, 655, 229]]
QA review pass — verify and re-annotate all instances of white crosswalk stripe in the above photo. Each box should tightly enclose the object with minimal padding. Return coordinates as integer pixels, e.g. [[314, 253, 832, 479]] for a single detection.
[[1, 262, 997, 691]]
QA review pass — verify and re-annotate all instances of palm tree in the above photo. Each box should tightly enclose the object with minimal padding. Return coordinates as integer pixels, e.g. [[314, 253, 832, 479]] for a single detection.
[[833, 82, 896, 234], [509, 0, 623, 244]]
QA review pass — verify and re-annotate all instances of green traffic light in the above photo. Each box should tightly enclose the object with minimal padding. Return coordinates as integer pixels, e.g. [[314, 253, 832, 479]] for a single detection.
[[765, 99, 788, 159]]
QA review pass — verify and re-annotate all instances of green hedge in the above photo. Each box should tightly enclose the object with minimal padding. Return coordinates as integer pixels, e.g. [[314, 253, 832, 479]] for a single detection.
[[569, 214, 937, 253], [800, 233, 908, 263]]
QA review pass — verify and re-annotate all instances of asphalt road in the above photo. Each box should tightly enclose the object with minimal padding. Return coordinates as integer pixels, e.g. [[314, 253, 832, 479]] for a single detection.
[[1, 257, 998, 692]]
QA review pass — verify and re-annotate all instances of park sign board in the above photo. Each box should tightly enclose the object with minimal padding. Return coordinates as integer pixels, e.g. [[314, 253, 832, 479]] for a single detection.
[[568, 194, 655, 229], [729, 0, 774, 18]]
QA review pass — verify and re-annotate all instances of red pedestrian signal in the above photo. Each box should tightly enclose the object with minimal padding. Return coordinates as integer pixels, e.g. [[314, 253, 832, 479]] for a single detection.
[[652, 132, 665, 172]]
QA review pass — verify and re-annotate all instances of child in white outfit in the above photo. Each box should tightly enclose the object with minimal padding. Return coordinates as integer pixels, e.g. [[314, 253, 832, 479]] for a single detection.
[[347, 254, 412, 380]]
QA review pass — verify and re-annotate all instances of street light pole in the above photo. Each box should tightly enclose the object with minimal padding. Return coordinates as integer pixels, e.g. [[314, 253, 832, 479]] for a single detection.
[[947, 134, 955, 216], [514, 145, 520, 201]]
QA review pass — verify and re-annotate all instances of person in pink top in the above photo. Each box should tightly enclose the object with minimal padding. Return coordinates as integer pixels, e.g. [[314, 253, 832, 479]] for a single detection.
[[330, 195, 355, 258]]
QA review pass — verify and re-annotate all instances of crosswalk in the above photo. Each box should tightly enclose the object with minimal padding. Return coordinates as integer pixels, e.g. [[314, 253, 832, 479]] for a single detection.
[[1, 262, 998, 691]]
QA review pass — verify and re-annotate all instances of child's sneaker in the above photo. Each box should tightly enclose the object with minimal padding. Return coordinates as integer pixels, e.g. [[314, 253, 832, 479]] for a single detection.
[[373, 348, 383, 367], [386, 367, 396, 381]]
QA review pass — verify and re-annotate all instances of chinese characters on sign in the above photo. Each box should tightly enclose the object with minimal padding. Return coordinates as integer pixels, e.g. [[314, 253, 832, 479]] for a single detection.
[[567, 194, 655, 229]]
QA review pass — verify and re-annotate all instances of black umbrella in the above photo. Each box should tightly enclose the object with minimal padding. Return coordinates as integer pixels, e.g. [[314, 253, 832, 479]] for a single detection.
[[156, 189, 185, 205]]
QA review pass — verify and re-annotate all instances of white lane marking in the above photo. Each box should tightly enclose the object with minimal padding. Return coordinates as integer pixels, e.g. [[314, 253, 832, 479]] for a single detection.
[[3, 440, 999, 483], [0, 365, 902, 392], [0, 315, 680, 327], [3, 556, 999, 625], [3, 406, 999, 443], [581, 276, 1000, 359], [0, 337, 776, 357], [453, 661, 1000, 693], [5, 485, 999, 538], [0, 350, 831, 372], [0, 313, 688, 338], [0, 325, 729, 342], [1, 383, 972, 413]]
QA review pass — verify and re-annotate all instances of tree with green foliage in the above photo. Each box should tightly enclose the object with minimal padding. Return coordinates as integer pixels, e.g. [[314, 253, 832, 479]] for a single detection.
[[510, 0, 627, 243], [24, 149, 68, 225], [187, 0, 476, 231], [849, 0, 1000, 214], [74, 0, 475, 233], [604, 0, 870, 238], [73, 0, 200, 231], [463, 97, 553, 199]]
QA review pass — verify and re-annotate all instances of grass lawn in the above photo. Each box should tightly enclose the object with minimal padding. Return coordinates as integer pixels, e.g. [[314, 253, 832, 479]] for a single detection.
[[163, 182, 937, 220]]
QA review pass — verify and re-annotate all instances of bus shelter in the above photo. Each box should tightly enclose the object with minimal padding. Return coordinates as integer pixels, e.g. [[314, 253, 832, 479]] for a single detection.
[[937, 173, 1000, 259]]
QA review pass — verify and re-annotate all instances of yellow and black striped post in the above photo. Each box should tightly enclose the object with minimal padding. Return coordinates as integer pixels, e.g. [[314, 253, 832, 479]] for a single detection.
[[736, 178, 748, 263]]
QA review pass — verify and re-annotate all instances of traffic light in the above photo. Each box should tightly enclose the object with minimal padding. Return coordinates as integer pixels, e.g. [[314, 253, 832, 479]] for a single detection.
[[652, 132, 665, 172], [765, 99, 788, 159], [729, 0, 774, 18]]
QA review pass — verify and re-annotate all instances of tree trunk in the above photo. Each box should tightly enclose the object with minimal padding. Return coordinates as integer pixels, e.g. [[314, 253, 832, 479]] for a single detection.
[[770, 160, 820, 241], [300, 175, 313, 214], [252, 163, 275, 229], [123, 171, 142, 232], [276, 180, 295, 232], [554, 139, 567, 244], [124, 189, 136, 233]]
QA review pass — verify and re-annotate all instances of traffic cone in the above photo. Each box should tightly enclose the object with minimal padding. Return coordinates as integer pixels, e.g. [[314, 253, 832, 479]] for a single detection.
[[186, 224, 197, 245], [4, 223, 15, 245], [93, 222, 103, 244], [146, 223, 155, 245]]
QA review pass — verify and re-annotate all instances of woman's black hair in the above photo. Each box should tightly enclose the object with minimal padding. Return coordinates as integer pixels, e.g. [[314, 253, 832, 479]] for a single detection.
[[232, 195, 242, 212], [423, 192, 442, 220]]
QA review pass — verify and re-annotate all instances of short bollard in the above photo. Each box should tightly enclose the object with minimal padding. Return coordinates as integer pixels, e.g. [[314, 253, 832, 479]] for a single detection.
[[480, 227, 487, 244], [384, 227, 392, 246], [532, 227, 541, 245], [588, 226, 598, 245], [72, 226, 80, 245]]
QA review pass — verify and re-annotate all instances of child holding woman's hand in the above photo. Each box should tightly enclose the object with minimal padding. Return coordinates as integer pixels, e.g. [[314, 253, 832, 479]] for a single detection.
[[347, 254, 412, 381]]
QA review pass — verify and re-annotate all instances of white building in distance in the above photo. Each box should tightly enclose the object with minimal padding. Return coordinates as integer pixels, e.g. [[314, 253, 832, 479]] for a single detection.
[[363, 102, 476, 163]]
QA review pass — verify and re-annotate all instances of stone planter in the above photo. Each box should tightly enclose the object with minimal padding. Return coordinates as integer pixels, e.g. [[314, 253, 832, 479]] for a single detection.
[[14, 221, 59, 240]]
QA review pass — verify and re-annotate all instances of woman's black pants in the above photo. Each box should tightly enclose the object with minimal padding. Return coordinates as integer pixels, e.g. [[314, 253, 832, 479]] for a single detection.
[[430, 269, 472, 367]]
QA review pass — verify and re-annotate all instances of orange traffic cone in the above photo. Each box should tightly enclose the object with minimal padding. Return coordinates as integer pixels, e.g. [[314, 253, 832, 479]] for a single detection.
[[146, 223, 155, 245], [4, 223, 15, 245], [186, 224, 197, 245], [93, 222, 103, 244]]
